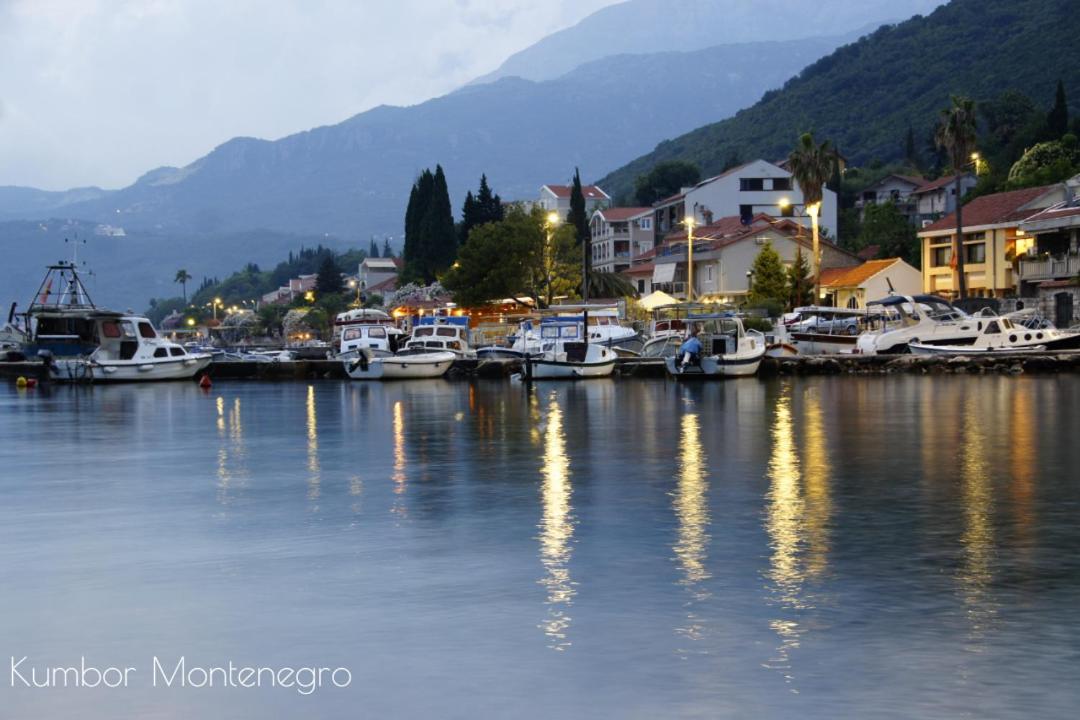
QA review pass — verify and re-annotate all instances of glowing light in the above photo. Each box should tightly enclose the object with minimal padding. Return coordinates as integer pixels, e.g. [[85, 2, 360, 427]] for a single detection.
[[186, 318, 195, 327], [683, 215, 696, 228], [306, 385, 320, 503], [392, 400, 406, 497], [546, 211, 560, 226], [673, 411, 709, 646], [778, 197, 791, 209], [538, 394, 574, 651], [304, 291, 315, 302], [958, 391, 997, 641], [805, 202, 821, 218]]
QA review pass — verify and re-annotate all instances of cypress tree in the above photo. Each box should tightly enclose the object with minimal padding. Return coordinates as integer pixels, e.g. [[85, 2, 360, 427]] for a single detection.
[[568, 168, 592, 300], [369, 238, 380, 258], [905, 125, 919, 168], [382, 238, 393, 259], [1048, 79, 1069, 138], [459, 190, 478, 246], [476, 174, 503, 225]]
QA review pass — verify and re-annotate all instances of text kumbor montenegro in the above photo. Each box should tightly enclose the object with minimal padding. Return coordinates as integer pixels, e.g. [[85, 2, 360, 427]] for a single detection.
[[9, 656, 352, 695]]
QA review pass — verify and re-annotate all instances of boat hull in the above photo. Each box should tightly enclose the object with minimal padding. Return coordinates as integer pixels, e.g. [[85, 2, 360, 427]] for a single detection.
[[909, 342, 1048, 356], [51, 355, 212, 383], [526, 358, 616, 379], [664, 347, 765, 378], [344, 351, 455, 380]]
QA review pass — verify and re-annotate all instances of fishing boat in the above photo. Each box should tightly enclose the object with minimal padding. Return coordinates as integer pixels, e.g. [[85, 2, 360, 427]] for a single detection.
[[664, 315, 766, 378], [19, 262, 211, 382], [342, 348, 456, 380], [522, 319, 617, 379], [403, 316, 475, 358]]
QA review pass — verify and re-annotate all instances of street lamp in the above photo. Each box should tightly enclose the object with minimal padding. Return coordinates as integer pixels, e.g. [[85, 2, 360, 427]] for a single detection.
[[544, 212, 559, 306], [683, 216, 696, 302]]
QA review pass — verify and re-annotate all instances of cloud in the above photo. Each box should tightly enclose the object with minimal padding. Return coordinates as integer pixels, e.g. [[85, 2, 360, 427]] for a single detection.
[[0, 0, 616, 189]]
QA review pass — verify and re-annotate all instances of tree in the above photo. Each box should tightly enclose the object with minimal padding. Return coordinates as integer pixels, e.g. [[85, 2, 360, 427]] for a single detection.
[[904, 125, 920, 169], [587, 271, 638, 300], [459, 191, 477, 246], [402, 165, 457, 284], [788, 132, 833, 301], [787, 247, 813, 309], [443, 207, 579, 308], [1006, 136, 1080, 188], [174, 269, 192, 302], [458, 174, 505, 247], [315, 255, 343, 295], [568, 168, 592, 301], [858, 201, 919, 267], [935, 95, 978, 299], [633, 160, 701, 206], [1048, 79, 1069, 138], [382, 238, 393, 258], [368, 238, 380, 258], [748, 242, 788, 306]]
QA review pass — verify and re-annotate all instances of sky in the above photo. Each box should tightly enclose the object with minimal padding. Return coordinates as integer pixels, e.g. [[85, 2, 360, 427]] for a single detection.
[[0, 0, 618, 191]]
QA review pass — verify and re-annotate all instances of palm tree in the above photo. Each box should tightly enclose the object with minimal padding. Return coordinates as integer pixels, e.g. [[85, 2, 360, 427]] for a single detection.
[[587, 271, 639, 300], [787, 132, 833, 301], [174, 269, 193, 302], [935, 95, 978, 300]]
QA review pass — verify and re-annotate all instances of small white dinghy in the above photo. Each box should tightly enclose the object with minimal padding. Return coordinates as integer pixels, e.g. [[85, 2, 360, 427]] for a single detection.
[[343, 349, 456, 380]]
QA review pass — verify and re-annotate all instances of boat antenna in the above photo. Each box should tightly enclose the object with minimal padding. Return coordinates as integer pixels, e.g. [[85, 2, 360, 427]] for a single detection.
[[886, 276, 895, 295]]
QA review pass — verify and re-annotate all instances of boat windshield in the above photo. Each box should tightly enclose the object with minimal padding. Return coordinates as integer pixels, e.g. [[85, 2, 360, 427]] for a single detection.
[[541, 324, 580, 340]]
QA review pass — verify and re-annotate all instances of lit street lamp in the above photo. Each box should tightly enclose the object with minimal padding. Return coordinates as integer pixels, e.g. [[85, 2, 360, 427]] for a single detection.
[[683, 216, 696, 302], [545, 212, 559, 306]]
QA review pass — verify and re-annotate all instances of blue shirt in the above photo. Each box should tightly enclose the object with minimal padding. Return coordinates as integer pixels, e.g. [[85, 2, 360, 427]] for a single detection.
[[681, 336, 702, 355]]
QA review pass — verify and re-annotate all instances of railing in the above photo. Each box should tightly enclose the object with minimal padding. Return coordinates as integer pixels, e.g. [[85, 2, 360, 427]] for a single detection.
[[1018, 253, 1080, 281]]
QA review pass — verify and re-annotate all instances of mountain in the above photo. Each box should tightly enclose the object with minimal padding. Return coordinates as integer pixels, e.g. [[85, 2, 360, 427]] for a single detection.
[[598, 0, 1080, 199], [472, 0, 943, 85], [0, 31, 863, 243]]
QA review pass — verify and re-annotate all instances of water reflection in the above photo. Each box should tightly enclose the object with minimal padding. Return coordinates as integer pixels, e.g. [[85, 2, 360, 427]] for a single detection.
[[673, 409, 710, 647], [215, 396, 248, 507], [958, 391, 997, 645], [391, 400, 407, 519], [537, 393, 575, 651], [763, 384, 833, 688], [306, 385, 320, 504]]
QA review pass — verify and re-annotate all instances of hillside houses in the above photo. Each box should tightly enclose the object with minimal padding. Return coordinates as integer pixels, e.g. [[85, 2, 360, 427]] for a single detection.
[[855, 172, 976, 226]]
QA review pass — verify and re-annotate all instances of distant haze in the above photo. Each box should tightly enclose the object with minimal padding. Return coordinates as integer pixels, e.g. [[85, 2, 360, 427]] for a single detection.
[[0, 0, 617, 190]]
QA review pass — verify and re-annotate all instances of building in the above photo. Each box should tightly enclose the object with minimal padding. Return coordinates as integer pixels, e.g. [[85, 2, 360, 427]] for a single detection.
[[358, 257, 401, 292], [911, 174, 977, 226], [817, 258, 922, 309], [589, 207, 653, 274], [650, 159, 839, 246], [918, 184, 1067, 298], [625, 213, 859, 301], [855, 174, 926, 221], [260, 273, 318, 305], [537, 183, 611, 218], [1015, 179, 1080, 326]]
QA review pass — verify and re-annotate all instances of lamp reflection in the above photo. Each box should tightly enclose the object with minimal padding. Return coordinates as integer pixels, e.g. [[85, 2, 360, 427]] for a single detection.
[[673, 410, 709, 645], [306, 385, 320, 503], [391, 400, 408, 518], [538, 393, 575, 651], [216, 396, 248, 506], [958, 392, 996, 642]]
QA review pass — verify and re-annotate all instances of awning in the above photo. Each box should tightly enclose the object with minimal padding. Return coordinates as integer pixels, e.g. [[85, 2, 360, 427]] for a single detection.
[[638, 290, 679, 311], [652, 263, 676, 284]]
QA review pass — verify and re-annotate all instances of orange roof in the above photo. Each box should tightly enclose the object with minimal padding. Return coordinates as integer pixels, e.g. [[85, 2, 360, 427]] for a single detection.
[[911, 174, 968, 194], [921, 185, 1056, 233], [819, 258, 901, 288], [597, 207, 651, 221]]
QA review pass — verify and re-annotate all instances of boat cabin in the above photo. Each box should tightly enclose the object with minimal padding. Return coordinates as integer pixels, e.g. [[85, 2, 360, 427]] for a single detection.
[[405, 324, 470, 354]]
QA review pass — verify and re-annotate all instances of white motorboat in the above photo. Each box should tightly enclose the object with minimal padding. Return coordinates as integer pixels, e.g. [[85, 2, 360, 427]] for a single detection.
[[20, 262, 211, 382], [523, 320, 617, 379], [343, 348, 455, 380], [403, 319, 474, 358], [908, 315, 1058, 355], [664, 315, 766, 378], [853, 294, 978, 355], [512, 305, 640, 355]]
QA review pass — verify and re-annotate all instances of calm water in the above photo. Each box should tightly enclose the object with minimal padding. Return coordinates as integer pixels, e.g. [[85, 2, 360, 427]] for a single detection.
[[1, 376, 1079, 718]]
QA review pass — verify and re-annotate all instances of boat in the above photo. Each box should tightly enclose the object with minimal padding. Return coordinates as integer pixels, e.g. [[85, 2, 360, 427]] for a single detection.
[[342, 348, 456, 380], [522, 320, 617, 379], [19, 261, 211, 382], [853, 294, 979, 355], [664, 315, 766, 378], [403, 317, 475, 358], [908, 314, 1064, 355], [784, 306, 875, 355], [511, 305, 640, 356]]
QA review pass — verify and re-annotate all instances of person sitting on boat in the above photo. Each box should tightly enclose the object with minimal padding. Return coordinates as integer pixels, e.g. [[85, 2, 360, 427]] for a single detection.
[[679, 330, 702, 370]]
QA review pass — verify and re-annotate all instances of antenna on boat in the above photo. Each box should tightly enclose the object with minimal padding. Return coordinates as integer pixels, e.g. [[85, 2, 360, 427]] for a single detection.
[[886, 276, 895, 295]]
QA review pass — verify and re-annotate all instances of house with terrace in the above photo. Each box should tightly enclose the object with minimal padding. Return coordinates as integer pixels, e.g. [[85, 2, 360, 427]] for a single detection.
[[537, 183, 610, 218], [589, 207, 653, 274]]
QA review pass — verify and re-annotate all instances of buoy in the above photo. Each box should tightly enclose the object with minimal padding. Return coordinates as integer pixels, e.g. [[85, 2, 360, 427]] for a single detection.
[[15, 376, 27, 388], [25, 378, 37, 389], [198, 374, 212, 389]]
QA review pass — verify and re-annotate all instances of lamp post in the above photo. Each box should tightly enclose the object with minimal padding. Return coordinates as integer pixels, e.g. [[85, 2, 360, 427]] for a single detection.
[[746, 269, 754, 303], [683, 216, 696, 302], [212, 297, 222, 322], [545, 212, 559, 307]]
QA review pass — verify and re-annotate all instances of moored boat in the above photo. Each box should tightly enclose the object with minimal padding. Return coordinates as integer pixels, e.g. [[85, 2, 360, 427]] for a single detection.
[[664, 315, 766, 378], [523, 320, 617, 379], [342, 348, 456, 380]]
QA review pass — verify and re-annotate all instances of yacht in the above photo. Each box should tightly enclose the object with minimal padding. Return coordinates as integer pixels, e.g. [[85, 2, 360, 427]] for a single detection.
[[664, 315, 766, 378], [909, 313, 1076, 355], [522, 320, 617, 379], [853, 294, 978, 355], [20, 262, 211, 382]]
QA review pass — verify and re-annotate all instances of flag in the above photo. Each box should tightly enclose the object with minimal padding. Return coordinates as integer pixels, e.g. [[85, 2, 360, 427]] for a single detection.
[[39, 278, 53, 304]]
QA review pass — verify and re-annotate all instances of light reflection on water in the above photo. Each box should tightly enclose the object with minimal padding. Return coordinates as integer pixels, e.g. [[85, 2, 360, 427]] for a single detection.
[[1, 376, 1078, 719]]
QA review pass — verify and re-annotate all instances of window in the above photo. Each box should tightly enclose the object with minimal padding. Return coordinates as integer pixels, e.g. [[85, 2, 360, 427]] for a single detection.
[[740, 178, 764, 191], [369, 327, 387, 339], [964, 243, 986, 264], [436, 327, 457, 337], [169, 347, 186, 357], [931, 247, 952, 267], [343, 328, 361, 341], [153, 348, 168, 358], [985, 321, 1001, 335], [637, 280, 645, 293], [847, 297, 859, 309], [773, 177, 792, 191], [739, 205, 754, 224], [102, 321, 122, 338], [640, 218, 651, 230], [138, 322, 156, 339]]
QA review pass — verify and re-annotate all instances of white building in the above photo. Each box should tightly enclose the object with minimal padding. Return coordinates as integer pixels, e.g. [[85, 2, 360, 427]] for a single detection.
[[538, 183, 611, 219], [911, 174, 977, 226], [589, 207, 653, 274], [818, 257, 923, 309], [358, 257, 400, 291], [651, 159, 838, 243]]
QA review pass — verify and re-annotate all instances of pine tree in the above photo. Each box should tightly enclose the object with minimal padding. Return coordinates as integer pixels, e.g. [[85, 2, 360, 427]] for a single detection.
[[475, 174, 503, 225], [787, 247, 813, 310], [748, 242, 788, 306], [315, 255, 344, 295], [382, 238, 393, 259], [567, 168, 591, 300], [369, 238, 380, 258], [1048, 79, 1069, 138], [459, 190, 478, 246]]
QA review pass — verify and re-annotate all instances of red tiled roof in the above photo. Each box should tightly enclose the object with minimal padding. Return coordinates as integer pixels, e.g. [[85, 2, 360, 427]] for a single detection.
[[597, 206, 651, 221], [543, 184, 609, 200], [920, 185, 1057, 233], [367, 276, 398, 294], [819, 258, 902, 288], [912, 174, 966, 194], [623, 262, 656, 275], [1022, 203, 1080, 223]]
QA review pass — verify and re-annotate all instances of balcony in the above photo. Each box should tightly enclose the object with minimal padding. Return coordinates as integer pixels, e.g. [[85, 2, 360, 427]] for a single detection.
[[1018, 253, 1080, 282]]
